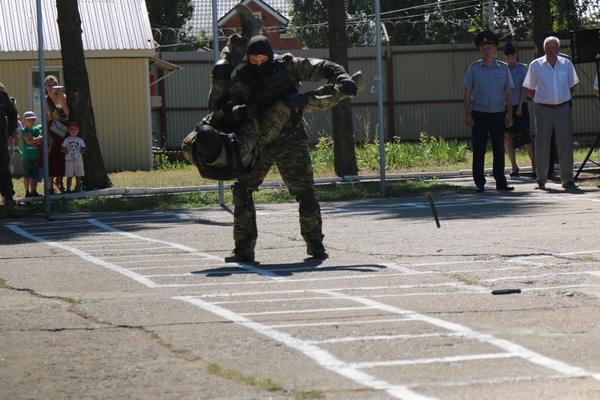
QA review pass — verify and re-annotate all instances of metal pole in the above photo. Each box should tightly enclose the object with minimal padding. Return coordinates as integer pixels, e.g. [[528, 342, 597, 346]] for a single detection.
[[37, 0, 50, 215], [375, 0, 386, 195], [212, 0, 225, 206]]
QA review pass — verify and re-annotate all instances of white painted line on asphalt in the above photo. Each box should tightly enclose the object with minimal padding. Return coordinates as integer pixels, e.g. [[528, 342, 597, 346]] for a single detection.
[[6, 224, 162, 288], [84, 246, 175, 252], [240, 306, 372, 316], [352, 353, 517, 368], [307, 332, 461, 345], [174, 295, 438, 400], [421, 373, 590, 388], [322, 290, 600, 381], [274, 318, 410, 328], [480, 271, 599, 282]]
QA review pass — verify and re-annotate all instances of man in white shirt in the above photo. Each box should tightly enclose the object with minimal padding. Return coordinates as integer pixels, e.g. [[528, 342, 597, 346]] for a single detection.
[[523, 36, 579, 189]]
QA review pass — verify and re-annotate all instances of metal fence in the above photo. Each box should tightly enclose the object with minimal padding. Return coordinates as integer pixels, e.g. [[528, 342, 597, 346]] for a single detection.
[[154, 40, 600, 149]]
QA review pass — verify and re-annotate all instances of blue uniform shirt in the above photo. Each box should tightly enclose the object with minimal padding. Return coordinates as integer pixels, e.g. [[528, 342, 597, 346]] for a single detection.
[[508, 61, 528, 106], [463, 59, 514, 113]]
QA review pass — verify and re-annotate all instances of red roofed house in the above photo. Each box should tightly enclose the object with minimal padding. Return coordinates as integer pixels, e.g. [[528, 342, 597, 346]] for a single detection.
[[188, 0, 304, 52]]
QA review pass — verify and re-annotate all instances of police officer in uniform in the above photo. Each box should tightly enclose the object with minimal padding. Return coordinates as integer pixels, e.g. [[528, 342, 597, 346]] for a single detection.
[[0, 89, 19, 206], [222, 35, 357, 262], [463, 30, 515, 192]]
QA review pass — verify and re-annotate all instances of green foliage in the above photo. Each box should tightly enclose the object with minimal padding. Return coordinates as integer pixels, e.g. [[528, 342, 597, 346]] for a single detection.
[[153, 153, 188, 170], [146, 0, 207, 51], [289, 0, 597, 46], [313, 133, 468, 172]]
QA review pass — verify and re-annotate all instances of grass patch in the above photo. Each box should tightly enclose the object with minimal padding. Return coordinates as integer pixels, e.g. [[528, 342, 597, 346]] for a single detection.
[[448, 273, 479, 285], [295, 390, 326, 400], [0, 179, 468, 219], [207, 363, 282, 391], [3, 138, 598, 219]]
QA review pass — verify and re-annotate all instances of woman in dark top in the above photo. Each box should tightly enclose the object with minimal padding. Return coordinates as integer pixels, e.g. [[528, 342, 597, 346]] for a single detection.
[[44, 75, 69, 193]]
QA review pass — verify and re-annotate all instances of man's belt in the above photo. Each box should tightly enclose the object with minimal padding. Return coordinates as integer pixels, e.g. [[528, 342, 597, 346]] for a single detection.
[[537, 101, 569, 108]]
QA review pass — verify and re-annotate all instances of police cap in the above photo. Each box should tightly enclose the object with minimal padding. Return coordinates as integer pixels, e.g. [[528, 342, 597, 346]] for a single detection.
[[474, 30, 499, 47]]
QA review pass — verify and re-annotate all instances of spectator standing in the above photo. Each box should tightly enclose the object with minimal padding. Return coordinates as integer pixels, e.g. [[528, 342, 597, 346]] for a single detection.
[[463, 30, 515, 192], [503, 42, 535, 177], [523, 36, 579, 189], [45, 75, 69, 194], [20, 111, 43, 198], [61, 122, 86, 192], [0, 88, 18, 206]]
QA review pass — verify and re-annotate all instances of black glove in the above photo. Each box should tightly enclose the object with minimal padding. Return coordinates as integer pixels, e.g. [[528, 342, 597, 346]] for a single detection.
[[282, 92, 308, 109], [339, 78, 358, 96], [211, 59, 232, 79], [236, 103, 258, 120]]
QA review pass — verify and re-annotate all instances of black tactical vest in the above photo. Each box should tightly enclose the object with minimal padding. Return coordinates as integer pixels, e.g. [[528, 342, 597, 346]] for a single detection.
[[237, 57, 297, 110]]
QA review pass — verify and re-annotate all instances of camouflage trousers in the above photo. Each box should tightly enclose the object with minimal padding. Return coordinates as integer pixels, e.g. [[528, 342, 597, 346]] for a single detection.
[[0, 130, 15, 199], [232, 122, 323, 251]]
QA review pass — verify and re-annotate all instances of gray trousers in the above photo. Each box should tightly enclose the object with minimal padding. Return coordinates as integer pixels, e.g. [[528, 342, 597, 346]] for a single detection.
[[534, 103, 574, 184]]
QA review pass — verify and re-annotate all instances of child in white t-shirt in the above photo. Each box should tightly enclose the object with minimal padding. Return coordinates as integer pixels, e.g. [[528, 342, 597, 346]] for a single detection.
[[61, 122, 86, 192]]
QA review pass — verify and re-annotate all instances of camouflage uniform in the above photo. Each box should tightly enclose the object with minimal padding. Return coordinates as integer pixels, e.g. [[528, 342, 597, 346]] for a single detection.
[[0, 90, 18, 205], [224, 53, 352, 259], [189, 83, 350, 170]]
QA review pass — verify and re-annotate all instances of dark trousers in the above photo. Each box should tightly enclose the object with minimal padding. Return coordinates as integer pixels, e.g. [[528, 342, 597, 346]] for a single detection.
[[471, 110, 508, 188], [0, 130, 15, 199]]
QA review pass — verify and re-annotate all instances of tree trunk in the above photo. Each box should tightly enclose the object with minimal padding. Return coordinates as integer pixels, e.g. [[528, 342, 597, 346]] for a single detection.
[[327, 0, 359, 177], [532, 0, 553, 57], [56, 0, 112, 190]]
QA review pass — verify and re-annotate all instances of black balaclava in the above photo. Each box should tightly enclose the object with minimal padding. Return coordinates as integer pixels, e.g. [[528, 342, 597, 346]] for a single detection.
[[504, 41, 517, 56], [246, 35, 274, 77]]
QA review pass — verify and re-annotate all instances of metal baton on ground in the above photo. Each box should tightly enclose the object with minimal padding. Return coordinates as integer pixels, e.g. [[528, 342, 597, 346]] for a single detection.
[[427, 194, 440, 228]]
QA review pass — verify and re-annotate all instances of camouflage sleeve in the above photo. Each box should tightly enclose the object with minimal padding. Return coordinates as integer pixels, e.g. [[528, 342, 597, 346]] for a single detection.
[[226, 75, 254, 105], [285, 54, 350, 84]]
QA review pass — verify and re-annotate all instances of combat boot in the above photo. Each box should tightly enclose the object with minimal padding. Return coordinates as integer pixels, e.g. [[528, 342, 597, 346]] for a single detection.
[[224, 247, 255, 263], [307, 241, 329, 259], [234, 3, 263, 38]]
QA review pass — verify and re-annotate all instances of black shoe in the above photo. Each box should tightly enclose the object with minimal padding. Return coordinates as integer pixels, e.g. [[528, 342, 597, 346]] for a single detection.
[[535, 182, 546, 190], [307, 242, 329, 259], [562, 181, 579, 189], [496, 185, 515, 191], [31, 191, 41, 197], [25, 192, 32, 198], [224, 248, 255, 263], [509, 170, 519, 177], [3, 196, 15, 206], [475, 186, 485, 193]]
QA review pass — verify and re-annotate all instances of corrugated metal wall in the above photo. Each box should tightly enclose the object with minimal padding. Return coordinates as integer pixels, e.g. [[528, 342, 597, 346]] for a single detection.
[[4, 58, 151, 175], [158, 41, 600, 148], [0, 0, 154, 54]]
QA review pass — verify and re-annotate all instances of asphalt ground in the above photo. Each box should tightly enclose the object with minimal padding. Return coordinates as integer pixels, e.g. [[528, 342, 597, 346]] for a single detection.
[[2, 171, 600, 399]]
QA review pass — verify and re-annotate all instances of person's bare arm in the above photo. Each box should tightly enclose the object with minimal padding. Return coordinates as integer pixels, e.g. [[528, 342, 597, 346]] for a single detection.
[[464, 88, 474, 127]]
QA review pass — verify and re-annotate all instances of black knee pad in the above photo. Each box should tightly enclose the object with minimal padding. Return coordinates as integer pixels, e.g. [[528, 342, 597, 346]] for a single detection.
[[296, 189, 320, 214], [232, 183, 254, 208]]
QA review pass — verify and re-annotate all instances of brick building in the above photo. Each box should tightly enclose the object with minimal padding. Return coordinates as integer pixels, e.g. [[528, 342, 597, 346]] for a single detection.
[[188, 0, 304, 52]]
